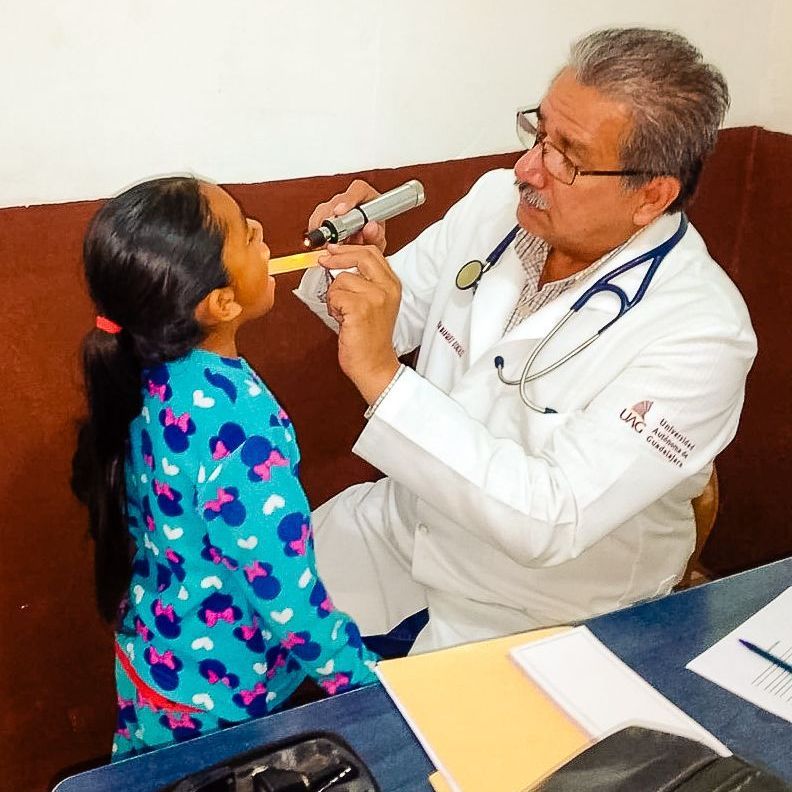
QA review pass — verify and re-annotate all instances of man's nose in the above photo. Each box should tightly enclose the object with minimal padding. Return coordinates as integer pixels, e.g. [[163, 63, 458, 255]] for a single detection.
[[514, 143, 545, 188]]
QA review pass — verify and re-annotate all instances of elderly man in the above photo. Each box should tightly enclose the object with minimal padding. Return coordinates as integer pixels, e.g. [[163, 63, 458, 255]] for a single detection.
[[296, 28, 756, 653]]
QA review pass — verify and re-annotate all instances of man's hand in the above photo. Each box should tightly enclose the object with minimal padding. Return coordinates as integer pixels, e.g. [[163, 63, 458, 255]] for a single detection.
[[307, 180, 387, 253], [320, 243, 401, 404]]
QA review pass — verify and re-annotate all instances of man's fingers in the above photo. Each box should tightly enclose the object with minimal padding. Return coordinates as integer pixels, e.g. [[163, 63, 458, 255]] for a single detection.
[[347, 179, 382, 204], [318, 244, 396, 286], [360, 220, 386, 249], [307, 181, 381, 233], [307, 199, 342, 232], [326, 286, 371, 321], [327, 270, 376, 294]]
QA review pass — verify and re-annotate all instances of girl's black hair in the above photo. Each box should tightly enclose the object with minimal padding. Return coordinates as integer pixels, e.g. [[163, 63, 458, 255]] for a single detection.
[[71, 176, 229, 622]]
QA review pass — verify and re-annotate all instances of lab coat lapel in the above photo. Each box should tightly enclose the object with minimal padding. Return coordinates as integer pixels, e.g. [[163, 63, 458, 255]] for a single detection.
[[467, 243, 524, 363]]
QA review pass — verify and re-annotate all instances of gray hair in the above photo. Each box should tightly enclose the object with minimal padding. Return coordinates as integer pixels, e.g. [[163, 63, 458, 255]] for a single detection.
[[569, 28, 729, 212]]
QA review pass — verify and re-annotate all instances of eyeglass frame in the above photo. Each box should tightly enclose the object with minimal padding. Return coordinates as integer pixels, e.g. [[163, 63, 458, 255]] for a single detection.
[[516, 106, 660, 186]]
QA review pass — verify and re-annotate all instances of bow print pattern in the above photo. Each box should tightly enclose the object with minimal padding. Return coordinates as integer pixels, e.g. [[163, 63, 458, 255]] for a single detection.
[[151, 599, 182, 639], [199, 593, 241, 629], [152, 479, 184, 517], [202, 487, 245, 527], [243, 561, 282, 600], [200, 536, 239, 571], [232, 682, 269, 717], [241, 436, 290, 484], [209, 422, 246, 461], [277, 513, 313, 558], [159, 406, 196, 453], [199, 659, 240, 689], [114, 353, 378, 759], [320, 673, 351, 696]]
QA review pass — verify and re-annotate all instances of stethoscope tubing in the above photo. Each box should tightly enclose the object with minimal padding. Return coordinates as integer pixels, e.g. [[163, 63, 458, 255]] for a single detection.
[[485, 214, 688, 412]]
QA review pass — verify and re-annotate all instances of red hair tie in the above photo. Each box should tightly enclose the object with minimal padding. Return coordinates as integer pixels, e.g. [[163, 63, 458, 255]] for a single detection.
[[96, 315, 122, 334]]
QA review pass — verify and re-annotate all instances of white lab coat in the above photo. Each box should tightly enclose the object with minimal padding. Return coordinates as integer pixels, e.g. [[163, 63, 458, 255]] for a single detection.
[[296, 169, 756, 653]]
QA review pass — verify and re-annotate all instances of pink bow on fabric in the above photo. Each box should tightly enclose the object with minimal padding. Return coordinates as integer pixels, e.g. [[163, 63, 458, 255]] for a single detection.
[[281, 632, 305, 650], [148, 381, 168, 402], [238, 620, 259, 641], [267, 654, 286, 678], [163, 407, 191, 432], [212, 440, 229, 460], [252, 450, 288, 482], [208, 546, 237, 571], [143, 453, 154, 470], [135, 619, 152, 641], [239, 682, 267, 706], [320, 673, 350, 695], [165, 712, 195, 730], [165, 549, 180, 564], [244, 562, 268, 583], [146, 515, 156, 532], [136, 691, 152, 711], [288, 524, 311, 556], [204, 488, 234, 513], [207, 670, 233, 687], [153, 601, 176, 622], [205, 607, 236, 628], [149, 648, 176, 669], [153, 481, 175, 500], [319, 597, 334, 613]]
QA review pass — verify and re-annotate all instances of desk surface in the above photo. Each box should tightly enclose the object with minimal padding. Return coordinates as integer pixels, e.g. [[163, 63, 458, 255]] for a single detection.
[[56, 557, 792, 792]]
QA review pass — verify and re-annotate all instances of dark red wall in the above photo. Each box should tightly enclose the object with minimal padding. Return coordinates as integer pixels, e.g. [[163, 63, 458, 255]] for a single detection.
[[0, 137, 789, 791]]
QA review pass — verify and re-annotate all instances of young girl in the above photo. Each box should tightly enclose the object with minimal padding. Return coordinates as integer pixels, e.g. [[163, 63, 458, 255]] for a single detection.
[[71, 176, 379, 759]]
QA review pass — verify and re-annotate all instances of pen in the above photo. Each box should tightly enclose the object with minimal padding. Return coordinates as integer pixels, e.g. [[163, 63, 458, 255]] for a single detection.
[[738, 639, 792, 674]]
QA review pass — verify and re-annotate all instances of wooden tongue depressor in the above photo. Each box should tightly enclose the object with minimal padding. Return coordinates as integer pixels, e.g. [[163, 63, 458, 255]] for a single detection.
[[269, 250, 323, 275]]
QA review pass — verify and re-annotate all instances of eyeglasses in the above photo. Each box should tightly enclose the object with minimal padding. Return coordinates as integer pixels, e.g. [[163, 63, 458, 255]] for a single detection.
[[516, 106, 658, 186]]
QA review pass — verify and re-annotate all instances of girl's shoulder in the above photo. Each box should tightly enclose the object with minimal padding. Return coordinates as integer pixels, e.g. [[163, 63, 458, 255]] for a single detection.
[[140, 350, 295, 458], [144, 350, 277, 409]]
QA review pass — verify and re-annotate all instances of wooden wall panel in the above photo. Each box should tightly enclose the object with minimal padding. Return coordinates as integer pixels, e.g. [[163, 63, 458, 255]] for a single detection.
[[689, 129, 792, 573]]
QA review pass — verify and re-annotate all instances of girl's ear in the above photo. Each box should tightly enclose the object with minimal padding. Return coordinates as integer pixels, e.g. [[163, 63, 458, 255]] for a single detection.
[[194, 287, 242, 327]]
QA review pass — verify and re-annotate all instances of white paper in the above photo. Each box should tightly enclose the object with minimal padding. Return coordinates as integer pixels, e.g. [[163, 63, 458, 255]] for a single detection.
[[511, 626, 730, 756], [686, 585, 792, 723]]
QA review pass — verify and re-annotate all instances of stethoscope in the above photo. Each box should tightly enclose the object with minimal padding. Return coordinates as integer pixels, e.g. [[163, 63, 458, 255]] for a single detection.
[[455, 214, 688, 413]]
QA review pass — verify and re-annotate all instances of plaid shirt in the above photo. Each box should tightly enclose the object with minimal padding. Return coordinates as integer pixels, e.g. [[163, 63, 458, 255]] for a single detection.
[[503, 230, 605, 333]]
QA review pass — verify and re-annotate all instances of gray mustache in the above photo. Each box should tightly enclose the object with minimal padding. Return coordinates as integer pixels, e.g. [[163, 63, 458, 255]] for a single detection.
[[517, 183, 550, 210]]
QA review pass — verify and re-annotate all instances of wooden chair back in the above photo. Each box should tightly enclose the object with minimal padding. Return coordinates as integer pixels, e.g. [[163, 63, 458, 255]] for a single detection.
[[679, 465, 719, 588]]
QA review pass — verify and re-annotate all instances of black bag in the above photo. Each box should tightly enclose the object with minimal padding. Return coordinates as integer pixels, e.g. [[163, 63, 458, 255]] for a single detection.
[[159, 731, 380, 792], [535, 726, 791, 791]]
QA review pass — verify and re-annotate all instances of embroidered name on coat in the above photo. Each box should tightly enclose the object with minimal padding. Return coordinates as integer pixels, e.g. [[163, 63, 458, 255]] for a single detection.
[[436, 321, 465, 358]]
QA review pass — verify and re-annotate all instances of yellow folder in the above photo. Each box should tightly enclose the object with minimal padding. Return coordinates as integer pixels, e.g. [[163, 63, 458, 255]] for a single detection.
[[375, 628, 592, 792]]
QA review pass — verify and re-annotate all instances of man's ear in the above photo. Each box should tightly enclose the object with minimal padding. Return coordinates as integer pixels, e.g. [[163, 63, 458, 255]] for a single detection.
[[194, 287, 242, 327], [632, 176, 681, 226]]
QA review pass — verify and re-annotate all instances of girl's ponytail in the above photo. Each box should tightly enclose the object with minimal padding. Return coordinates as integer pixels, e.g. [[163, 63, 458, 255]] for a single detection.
[[72, 327, 141, 622], [71, 177, 228, 622]]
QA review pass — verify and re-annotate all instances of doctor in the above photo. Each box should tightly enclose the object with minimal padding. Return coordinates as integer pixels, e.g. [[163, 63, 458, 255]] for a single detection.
[[296, 28, 756, 653]]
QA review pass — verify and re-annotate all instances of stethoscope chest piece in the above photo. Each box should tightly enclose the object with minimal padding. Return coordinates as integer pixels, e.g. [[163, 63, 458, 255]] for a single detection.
[[456, 225, 520, 294], [456, 260, 485, 290]]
